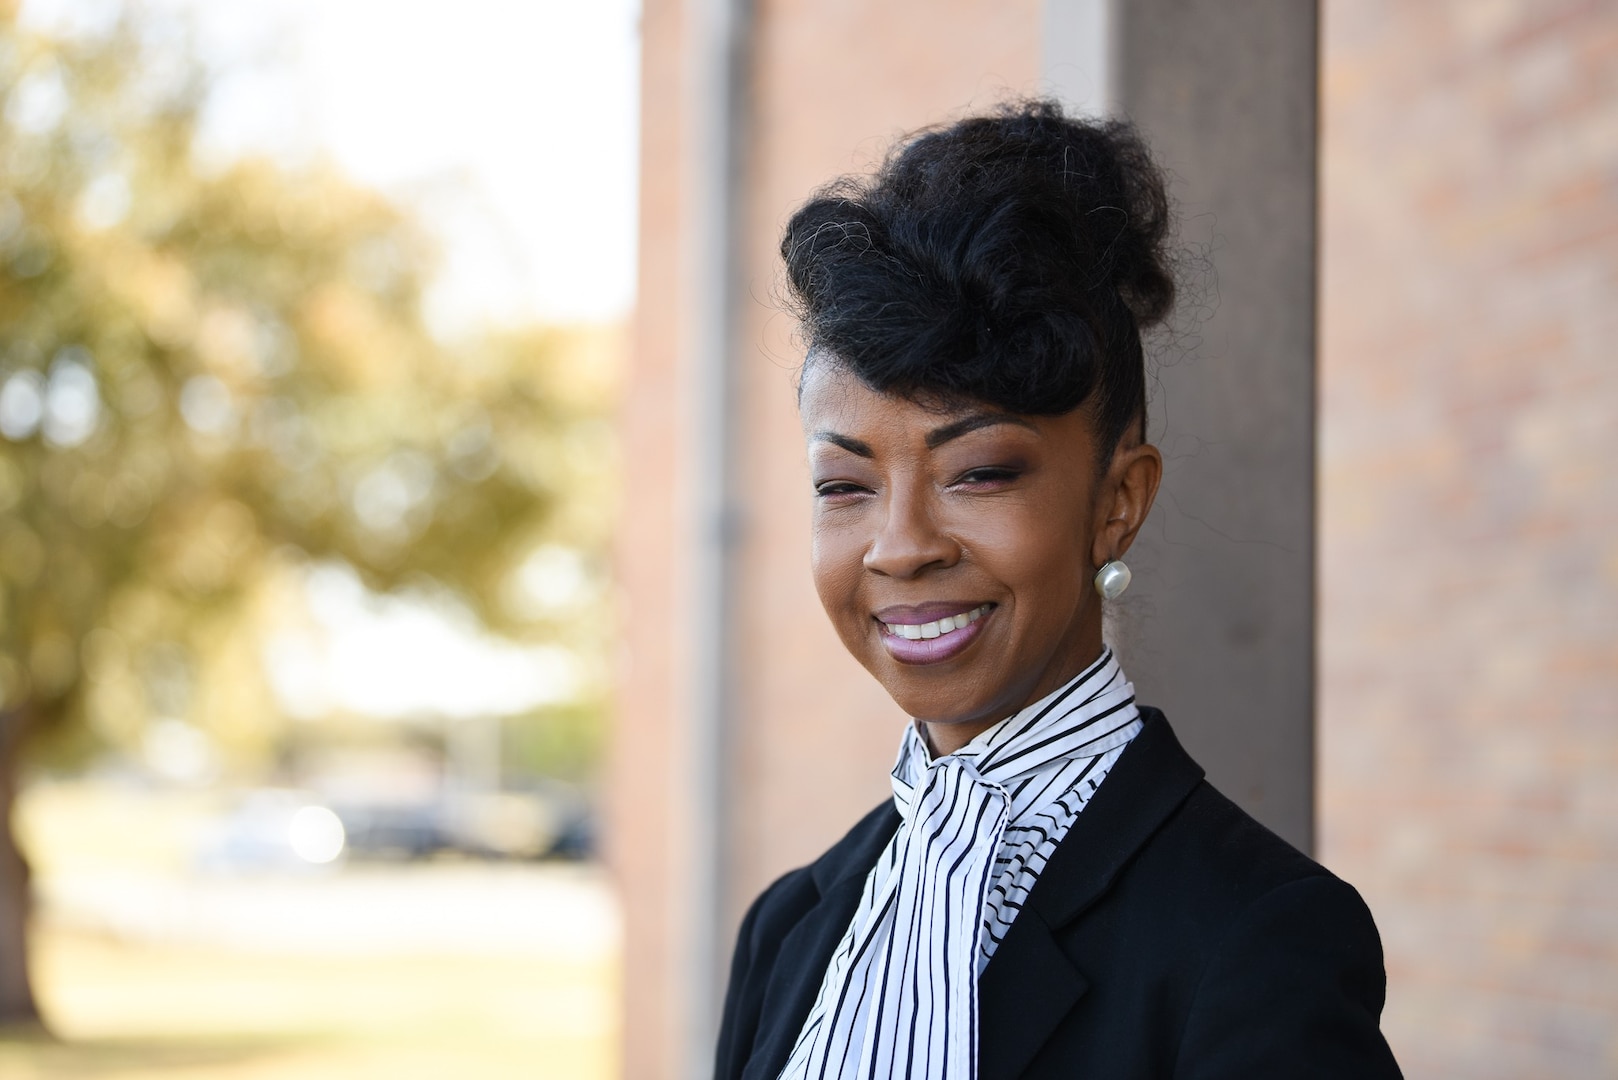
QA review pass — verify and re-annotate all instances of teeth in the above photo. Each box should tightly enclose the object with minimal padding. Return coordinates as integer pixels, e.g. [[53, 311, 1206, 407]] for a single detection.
[[884, 603, 991, 641]]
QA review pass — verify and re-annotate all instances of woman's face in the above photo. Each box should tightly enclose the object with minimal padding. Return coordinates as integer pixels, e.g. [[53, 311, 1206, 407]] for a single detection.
[[800, 361, 1161, 753]]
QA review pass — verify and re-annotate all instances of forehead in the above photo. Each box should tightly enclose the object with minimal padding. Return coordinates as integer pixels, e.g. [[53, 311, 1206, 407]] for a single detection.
[[799, 362, 971, 435], [799, 361, 1091, 449]]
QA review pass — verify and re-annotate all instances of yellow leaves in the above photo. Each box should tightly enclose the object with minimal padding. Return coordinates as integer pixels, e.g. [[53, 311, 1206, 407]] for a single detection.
[[186, 605, 284, 767], [544, 324, 626, 411], [0, 456, 23, 513], [148, 496, 262, 598], [182, 499, 259, 595], [107, 244, 197, 350], [300, 280, 425, 390], [472, 323, 625, 410], [0, 10, 620, 784], [0, 652, 26, 710], [194, 304, 260, 376], [27, 629, 75, 698], [0, 520, 44, 587]]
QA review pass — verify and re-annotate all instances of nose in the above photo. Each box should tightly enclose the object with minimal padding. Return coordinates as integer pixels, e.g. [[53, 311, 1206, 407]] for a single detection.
[[863, 486, 960, 579]]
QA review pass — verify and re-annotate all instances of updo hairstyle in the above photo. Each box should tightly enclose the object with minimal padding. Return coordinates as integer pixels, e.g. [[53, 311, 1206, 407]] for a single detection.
[[781, 99, 1176, 460]]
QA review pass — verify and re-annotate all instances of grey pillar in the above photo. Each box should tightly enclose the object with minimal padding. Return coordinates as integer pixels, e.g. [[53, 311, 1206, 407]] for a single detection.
[[1048, 0, 1321, 853], [1042, 0, 1113, 115], [687, 0, 752, 1074]]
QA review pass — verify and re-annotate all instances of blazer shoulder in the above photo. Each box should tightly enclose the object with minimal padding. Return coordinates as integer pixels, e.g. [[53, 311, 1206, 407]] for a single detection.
[[1173, 872, 1400, 1077], [1169, 779, 1327, 892], [1112, 776, 1352, 960], [998, 721, 1397, 1076], [1150, 778, 1386, 972]]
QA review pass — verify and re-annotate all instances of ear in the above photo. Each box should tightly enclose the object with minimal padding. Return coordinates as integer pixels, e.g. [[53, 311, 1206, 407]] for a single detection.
[[1091, 439, 1163, 569]]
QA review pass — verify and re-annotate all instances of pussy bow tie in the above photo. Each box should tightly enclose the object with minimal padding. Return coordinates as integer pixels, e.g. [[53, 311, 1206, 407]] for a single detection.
[[780, 648, 1140, 1080]]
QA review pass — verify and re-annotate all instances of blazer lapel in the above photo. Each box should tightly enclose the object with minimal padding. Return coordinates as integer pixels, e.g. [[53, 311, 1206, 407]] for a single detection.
[[976, 709, 1205, 1079], [977, 908, 1089, 1080], [742, 803, 902, 1080]]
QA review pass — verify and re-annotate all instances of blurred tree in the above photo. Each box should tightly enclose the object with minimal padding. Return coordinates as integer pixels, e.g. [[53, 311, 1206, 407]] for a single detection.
[[0, 5, 616, 1025]]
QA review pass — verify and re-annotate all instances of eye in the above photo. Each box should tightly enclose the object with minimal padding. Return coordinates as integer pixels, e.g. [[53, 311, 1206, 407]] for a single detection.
[[952, 465, 1022, 489], [813, 480, 871, 502]]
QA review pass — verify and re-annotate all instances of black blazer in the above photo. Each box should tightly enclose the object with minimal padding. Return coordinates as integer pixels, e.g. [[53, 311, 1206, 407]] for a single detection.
[[715, 708, 1402, 1079]]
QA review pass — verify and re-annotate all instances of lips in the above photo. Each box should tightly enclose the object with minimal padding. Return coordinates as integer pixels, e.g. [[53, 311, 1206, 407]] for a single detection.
[[875, 602, 995, 665], [880, 603, 993, 641]]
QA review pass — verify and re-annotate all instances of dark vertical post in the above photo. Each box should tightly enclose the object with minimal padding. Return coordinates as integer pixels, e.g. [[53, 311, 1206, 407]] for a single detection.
[[1111, 0, 1320, 853]]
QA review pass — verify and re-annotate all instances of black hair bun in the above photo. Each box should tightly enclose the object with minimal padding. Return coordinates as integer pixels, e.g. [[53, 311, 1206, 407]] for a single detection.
[[781, 98, 1175, 450]]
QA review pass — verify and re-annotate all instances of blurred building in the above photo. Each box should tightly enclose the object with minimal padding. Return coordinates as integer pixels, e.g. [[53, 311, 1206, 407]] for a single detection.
[[611, 1, 1618, 1077]]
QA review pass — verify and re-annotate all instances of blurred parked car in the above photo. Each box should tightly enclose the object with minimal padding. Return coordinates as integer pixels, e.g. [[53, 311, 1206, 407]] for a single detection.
[[196, 789, 348, 872], [195, 784, 595, 870]]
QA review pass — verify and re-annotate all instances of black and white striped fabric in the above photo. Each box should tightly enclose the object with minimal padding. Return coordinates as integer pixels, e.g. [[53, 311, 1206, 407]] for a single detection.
[[779, 648, 1141, 1080]]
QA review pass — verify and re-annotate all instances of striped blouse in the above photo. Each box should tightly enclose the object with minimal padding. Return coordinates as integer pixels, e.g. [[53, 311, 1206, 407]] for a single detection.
[[779, 647, 1142, 1080]]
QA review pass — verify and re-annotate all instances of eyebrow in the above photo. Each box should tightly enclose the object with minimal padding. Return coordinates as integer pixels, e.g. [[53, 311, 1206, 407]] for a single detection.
[[924, 412, 1037, 449], [811, 431, 874, 457], [811, 412, 1036, 458]]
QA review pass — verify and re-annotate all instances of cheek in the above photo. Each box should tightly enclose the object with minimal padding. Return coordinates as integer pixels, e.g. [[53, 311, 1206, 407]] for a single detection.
[[810, 521, 867, 624], [963, 506, 1090, 602]]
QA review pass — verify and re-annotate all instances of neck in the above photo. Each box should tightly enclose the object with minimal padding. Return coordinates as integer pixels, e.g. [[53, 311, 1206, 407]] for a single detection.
[[920, 640, 1114, 758], [921, 717, 1000, 758]]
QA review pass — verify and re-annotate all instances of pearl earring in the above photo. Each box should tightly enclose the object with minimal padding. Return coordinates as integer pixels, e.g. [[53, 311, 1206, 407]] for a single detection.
[[1094, 559, 1132, 600]]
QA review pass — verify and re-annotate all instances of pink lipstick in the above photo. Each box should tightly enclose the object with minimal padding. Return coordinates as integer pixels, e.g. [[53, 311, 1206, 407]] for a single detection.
[[875, 603, 994, 665]]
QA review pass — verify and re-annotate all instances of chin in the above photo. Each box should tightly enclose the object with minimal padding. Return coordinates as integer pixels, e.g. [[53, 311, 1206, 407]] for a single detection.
[[868, 663, 1001, 728]]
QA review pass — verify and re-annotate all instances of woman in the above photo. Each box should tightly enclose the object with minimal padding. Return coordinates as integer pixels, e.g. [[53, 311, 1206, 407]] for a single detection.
[[715, 101, 1401, 1079]]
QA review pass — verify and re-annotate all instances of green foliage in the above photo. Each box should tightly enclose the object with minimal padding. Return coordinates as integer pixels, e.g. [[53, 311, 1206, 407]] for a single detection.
[[503, 704, 607, 785], [0, 7, 616, 774]]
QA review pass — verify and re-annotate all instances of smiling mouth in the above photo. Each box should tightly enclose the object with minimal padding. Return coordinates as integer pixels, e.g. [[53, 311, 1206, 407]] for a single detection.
[[880, 603, 994, 641]]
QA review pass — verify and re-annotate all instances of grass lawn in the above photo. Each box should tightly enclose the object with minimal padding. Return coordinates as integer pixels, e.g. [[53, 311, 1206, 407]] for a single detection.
[[5, 778, 622, 1078], [0, 922, 618, 1079]]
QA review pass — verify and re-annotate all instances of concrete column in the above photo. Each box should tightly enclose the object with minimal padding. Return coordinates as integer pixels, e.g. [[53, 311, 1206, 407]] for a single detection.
[[1107, 0, 1321, 853], [685, 0, 752, 1074], [1041, 0, 1112, 115]]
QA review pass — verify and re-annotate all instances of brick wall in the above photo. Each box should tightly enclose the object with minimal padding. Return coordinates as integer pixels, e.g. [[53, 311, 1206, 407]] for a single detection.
[[619, 1, 1618, 1074], [1318, 2, 1618, 1076], [727, 0, 1043, 930], [610, 0, 696, 1073], [612, 3, 1041, 1075]]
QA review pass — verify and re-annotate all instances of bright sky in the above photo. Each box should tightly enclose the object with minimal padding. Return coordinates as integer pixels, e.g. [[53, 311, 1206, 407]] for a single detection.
[[265, 564, 581, 722], [25, 0, 642, 330]]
